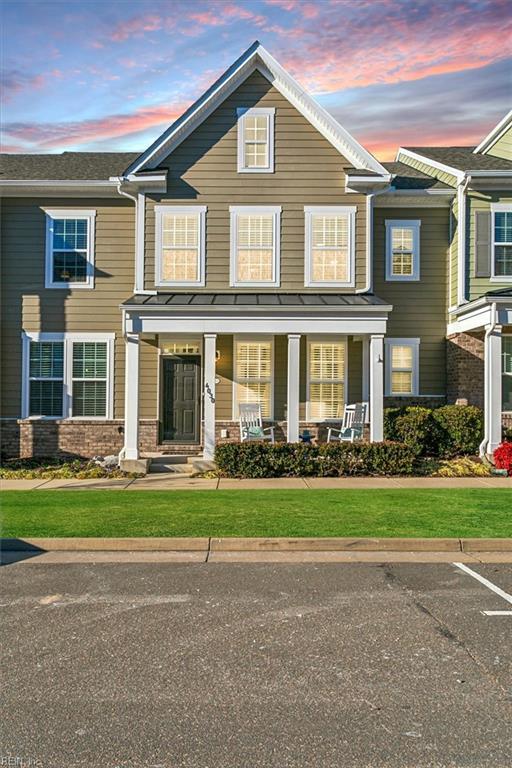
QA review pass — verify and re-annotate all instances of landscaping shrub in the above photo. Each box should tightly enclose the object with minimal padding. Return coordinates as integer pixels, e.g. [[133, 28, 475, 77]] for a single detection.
[[494, 442, 512, 476], [432, 405, 484, 458], [384, 405, 484, 458], [0, 456, 134, 479], [214, 441, 415, 478]]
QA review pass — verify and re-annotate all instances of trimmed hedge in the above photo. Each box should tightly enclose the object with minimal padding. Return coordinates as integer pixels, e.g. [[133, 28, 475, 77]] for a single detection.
[[384, 404, 483, 458], [215, 441, 415, 478]]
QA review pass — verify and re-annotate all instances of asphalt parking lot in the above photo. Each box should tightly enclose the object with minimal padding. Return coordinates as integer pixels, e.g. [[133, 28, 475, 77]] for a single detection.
[[1, 561, 511, 768]]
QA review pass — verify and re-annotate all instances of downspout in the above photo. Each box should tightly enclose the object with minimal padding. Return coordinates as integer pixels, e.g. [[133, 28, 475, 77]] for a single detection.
[[479, 301, 498, 460], [115, 180, 138, 465], [456, 175, 470, 305], [356, 186, 391, 294]]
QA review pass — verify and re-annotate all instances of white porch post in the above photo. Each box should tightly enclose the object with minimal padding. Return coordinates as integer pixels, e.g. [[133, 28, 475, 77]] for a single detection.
[[203, 333, 217, 460], [362, 336, 370, 423], [486, 324, 502, 454], [287, 334, 301, 442], [370, 334, 384, 442], [124, 333, 140, 460]]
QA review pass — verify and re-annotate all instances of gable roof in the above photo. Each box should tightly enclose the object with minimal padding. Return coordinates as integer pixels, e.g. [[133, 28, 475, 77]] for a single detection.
[[382, 161, 452, 190], [402, 146, 512, 172], [0, 152, 140, 180], [474, 110, 512, 154], [123, 41, 387, 177]]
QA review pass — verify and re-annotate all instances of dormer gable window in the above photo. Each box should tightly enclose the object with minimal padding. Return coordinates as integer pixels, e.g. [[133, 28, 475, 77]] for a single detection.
[[237, 107, 275, 173]]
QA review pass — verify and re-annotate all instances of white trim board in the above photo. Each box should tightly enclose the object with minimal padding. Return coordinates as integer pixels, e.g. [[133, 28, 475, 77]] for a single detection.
[[474, 110, 512, 154], [124, 42, 387, 176]]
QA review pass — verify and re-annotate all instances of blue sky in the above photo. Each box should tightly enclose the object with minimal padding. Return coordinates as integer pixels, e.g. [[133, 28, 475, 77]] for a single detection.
[[1, 0, 510, 158]]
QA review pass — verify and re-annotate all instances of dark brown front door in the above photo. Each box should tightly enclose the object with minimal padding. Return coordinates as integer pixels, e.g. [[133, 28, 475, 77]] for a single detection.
[[162, 356, 200, 443]]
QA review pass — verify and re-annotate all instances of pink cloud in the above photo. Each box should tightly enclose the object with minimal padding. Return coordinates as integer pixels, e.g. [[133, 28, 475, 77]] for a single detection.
[[3, 102, 191, 149], [109, 14, 164, 42], [1, 70, 45, 102], [188, 11, 226, 26]]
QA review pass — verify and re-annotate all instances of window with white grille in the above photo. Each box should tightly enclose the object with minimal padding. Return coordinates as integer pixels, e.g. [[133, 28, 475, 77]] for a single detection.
[[237, 107, 274, 173], [230, 206, 280, 286], [305, 207, 355, 287], [234, 339, 273, 418], [385, 339, 420, 395], [155, 206, 206, 287], [493, 206, 512, 278], [72, 342, 108, 417], [44, 209, 96, 289], [28, 341, 64, 417], [385, 220, 420, 281], [22, 333, 114, 419], [307, 340, 346, 420]]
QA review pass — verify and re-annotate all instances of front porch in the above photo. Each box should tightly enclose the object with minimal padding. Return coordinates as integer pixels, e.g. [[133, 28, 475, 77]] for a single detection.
[[121, 293, 393, 464]]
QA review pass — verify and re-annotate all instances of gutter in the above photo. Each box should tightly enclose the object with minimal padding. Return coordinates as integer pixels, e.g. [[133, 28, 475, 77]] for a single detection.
[[115, 180, 146, 294], [479, 301, 498, 460]]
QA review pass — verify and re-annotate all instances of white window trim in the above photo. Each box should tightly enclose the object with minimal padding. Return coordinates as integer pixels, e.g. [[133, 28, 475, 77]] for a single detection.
[[306, 336, 348, 422], [304, 206, 356, 288], [21, 331, 115, 420], [232, 335, 274, 420], [385, 219, 421, 282], [154, 205, 207, 288], [490, 203, 512, 283], [229, 205, 281, 288], [384, 338, 420, 397], [44, 209, 96, 290], [503, 333, 512, 413], [237, 107, 275, 174]]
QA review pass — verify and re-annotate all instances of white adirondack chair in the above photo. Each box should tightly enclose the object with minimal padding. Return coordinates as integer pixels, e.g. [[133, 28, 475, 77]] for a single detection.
[[239, 403, 275, 443], [327, 403, 367, 443]]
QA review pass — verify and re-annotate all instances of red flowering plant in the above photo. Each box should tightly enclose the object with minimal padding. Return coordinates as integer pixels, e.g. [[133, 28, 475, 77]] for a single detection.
[[493, 442, 512, 475]]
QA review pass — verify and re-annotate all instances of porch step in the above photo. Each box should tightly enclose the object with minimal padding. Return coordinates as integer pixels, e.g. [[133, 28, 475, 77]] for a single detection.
[[148, 455, 196, 475], [156, 444, 203, 456]]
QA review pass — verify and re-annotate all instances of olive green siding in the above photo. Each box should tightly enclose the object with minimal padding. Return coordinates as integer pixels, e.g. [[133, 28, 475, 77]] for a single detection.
[[396, 152, 458, 188], [467, 190, 512, 301], [485, 127, 512, 160], [373, 206, 450, 396], [144, 71, 368, 293], [0, 197, 159, 420]]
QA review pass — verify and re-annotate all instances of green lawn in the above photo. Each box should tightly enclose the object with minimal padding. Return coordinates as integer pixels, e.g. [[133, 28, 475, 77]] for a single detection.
[[1, 489, 511, 538]]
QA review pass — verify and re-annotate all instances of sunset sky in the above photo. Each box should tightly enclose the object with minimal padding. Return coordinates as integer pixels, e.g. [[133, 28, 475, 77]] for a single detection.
[[1, 0, 511, 160]]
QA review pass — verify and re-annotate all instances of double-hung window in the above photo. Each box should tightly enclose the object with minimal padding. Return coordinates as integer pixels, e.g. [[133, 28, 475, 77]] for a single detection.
[[230, 206, 280, 287], [28, 341, 64, 417], [492, 205, 512, 279], [385, 220, 420, 281], [503, 336, 512, 412], [155, 205, 206, 287], [234, 338, 273, 418], [385, 339, 420, 396], [307, 339, 346, 420], [305, 206, 355, 287], [45, 209, 96, 289], [237, 107, 275, 173], [22, 333, 114, 419]]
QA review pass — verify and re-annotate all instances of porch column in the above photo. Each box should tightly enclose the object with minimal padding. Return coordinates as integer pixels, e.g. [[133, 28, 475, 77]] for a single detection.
[[203, 333, 217, 461], [361, 336, 370, 423], [485, 324, 502, 453], [369, 334, 384, 442], [124, 333, 140, 460], [287, 334, 301, 442]]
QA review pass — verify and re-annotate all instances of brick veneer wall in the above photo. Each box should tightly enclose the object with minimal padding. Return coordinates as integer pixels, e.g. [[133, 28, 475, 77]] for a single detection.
[[446, 332, 485, 409], [214, 421, 371, 443], [0, 420, 159, 459], [383, 396, 446, 409]]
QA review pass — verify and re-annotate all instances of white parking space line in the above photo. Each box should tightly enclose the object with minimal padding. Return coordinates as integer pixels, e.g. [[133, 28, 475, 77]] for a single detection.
[[453, 562, 512, 615]]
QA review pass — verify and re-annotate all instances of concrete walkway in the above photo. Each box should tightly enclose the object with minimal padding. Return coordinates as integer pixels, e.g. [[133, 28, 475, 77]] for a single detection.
[[1, 475, 511, 491]]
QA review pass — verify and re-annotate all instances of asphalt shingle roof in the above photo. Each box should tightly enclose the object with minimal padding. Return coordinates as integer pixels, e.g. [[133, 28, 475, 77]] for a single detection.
[[0, 152, 141, 180], [403, 146, 512, 172], [383, 161, 452, 190]]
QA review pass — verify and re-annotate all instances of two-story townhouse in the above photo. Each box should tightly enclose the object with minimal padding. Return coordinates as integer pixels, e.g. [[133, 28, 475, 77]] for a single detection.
[[0, 43, 509, 469]]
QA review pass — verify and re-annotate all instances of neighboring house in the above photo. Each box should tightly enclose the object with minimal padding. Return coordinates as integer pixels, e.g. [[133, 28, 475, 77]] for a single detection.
[[1, 42, 510, 467]]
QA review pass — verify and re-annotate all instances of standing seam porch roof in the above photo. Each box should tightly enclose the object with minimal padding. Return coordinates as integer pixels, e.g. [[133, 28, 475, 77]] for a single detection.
[[122, 293, 391, 308]]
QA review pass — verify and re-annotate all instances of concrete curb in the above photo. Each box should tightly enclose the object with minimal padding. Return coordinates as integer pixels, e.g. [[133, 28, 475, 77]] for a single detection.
[[2, 537, 512, 553]]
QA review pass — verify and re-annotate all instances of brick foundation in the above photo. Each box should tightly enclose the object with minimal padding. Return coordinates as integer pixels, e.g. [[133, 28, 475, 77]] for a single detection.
[[384, 397, 446, 409], [446, 332, 485, 409], [0, 419, 159, 460], [214, 420, 370, 443]]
